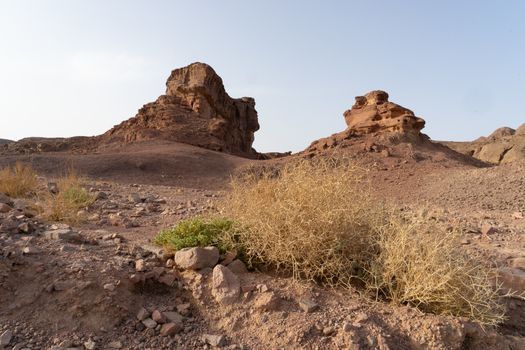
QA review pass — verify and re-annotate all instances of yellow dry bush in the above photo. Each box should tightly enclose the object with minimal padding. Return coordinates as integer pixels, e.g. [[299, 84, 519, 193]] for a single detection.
[[223, 158, 506, 326], [223, 158, 382, 286], [367, 215, 506, 326], [0, 162, 38, 197], [46, 172, 95, 224]]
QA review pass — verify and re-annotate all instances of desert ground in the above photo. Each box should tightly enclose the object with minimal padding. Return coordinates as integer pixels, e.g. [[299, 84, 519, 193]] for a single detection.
[[0, 63, 524, 350]]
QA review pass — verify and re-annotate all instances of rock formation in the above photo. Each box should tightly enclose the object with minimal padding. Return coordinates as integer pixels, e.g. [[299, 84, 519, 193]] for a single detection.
[[101, 62, 260, 157], [445, 124, 525, 164], [307, 90, 427, 153], [344, 90, 425, 135]]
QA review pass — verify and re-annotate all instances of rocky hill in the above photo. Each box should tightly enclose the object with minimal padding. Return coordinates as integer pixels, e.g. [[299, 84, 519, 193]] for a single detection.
[[101, 62, 260, 158], [0, 139, 13, 145], [444, 124, 525, 164]]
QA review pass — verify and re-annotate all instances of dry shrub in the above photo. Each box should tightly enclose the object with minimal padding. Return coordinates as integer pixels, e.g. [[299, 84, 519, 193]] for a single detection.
[[367, 215, 506, 326], [46, 172, 95, 223], [223, 158, 381, 285], [0, 162, 38, 197], [223, 158, 506, 325]]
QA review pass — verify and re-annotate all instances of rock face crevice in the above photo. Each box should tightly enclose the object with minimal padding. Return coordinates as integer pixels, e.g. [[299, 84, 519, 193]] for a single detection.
[[102, 62, 260, 157]]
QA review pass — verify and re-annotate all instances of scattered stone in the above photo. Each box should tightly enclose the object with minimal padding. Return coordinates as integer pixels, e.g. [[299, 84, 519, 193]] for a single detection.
[[481, 223, 496, 235], [135, 259, 145, 272], [96, 191, 108, 200], [128, 193, 142, 203], [160, 322, 182, 336], [221, 250, 237, 266], [0, 330, 12, 347], [202, 334, 226, 347], [176, 304, 191, 316], [227, 259, 248, 274], [152, 310, 166, 324], [83, 339, 96, 350], [43, 229, 82, 243], [254, 292, 280, 311], [107, 340, 122, 349], [158, 272, 177, 286], [142, 318, 157, 329], [165, 258, 174, 268], [137, 307, 150, 321], [164, 311, 184, 324], [211, 265, 240, 305], [298, 298, 319, 313], [17, 222, 33, 234], [512, 211, 524, 219], [0, 203, 11, 213], [174, 246, 219, 270], [257, 284, 269, 293], [103, 283, 116, 291], [342, 322, 353, 332], [22, 246, 40, 254], [323, 326, 336, 336], [460, 238, 471, 245]]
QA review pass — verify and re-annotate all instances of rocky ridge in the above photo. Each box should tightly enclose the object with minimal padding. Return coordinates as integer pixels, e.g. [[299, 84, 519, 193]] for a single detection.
[[444, 124, 525, 164]]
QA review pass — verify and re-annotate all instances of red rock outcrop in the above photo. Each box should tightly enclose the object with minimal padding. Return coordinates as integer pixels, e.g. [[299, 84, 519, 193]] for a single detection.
[[307, 90, 426, 153], [344, 90, 425, 135], [101, 62, 260, 157]]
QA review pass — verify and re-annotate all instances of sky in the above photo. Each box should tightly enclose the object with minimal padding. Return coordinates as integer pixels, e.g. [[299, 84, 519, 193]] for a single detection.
[[0, 1, 524, 152]]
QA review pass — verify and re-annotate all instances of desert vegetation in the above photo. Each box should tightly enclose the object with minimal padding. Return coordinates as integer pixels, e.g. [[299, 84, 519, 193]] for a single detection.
[[155, 159, 508, 326], [0, 162, 38, 197], [44, 172, 95, 223]]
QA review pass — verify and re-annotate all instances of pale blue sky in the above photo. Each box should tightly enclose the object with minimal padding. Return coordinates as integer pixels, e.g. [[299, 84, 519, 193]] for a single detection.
[[1, 1, 523, 152]]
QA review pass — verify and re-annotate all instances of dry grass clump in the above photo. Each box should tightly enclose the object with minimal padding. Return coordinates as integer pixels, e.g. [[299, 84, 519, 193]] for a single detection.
[[45, 172, 95, 223], [223, 158, 381, 285], [0, 162, 38, 197], [367, 215, 506, 326], [222, 158, 506, 325]]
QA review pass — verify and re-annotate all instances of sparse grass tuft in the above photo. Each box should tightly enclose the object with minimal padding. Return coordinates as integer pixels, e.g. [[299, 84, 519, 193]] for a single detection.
[[46, 172, 95, 223], [155, 217, 234, 253], [222, 158, 507, 326], [0, 162, 38, 197]]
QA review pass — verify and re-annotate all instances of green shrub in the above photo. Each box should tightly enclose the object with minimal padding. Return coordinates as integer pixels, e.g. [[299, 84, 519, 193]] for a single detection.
[[46, 173, 95, 223], [155, 217, 234, 253]]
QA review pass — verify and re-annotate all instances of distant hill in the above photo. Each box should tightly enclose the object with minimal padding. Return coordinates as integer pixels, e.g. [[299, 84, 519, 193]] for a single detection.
[[0, 138, 13, 145]]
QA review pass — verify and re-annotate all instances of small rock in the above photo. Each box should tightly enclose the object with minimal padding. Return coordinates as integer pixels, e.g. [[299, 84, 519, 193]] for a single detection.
[[176, 303, 191, 316], [323, 326, 336, 336], [103, 283, 116, 291], [0, 330, 12, 347], [298, 298, 319, 313], [128, 193, 142, 203], [84, 339, 96, 350], [22, 246, 40, 255], [481, 223, 496, 235], [18, 222, 33, 234], [174, 246, 219, 270], [254, 292, 280, 311], [227, 259, 248, 274], [512, 211, 524, 220], [202, 334, 226, 347], [43, 229, 82, 243], [211, 265, 240, 305], [135, 259, 145, 272], [164, 311, 184, 324], [160, 322, 182, 336], [342, 322, 353, 332], [142, 318, 157, 329], [0, 203, 11, 213], [137, 307, 150, 321], [221, 250, 237, 266], [96, 191, 108, 200], [107, 340, 122, 349], [257, 284, 269, 293], [152, 310, 166, 324], [499, 267, 525, 293]]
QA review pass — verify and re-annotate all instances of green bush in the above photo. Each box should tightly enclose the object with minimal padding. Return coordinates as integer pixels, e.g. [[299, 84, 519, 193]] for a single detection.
[[155, 217, 234, 253]]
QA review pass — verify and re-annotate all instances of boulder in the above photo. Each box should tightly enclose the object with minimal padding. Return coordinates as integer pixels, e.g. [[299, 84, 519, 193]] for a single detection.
[[211, 265, 240, 305], [174, 246, 219, 270]]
